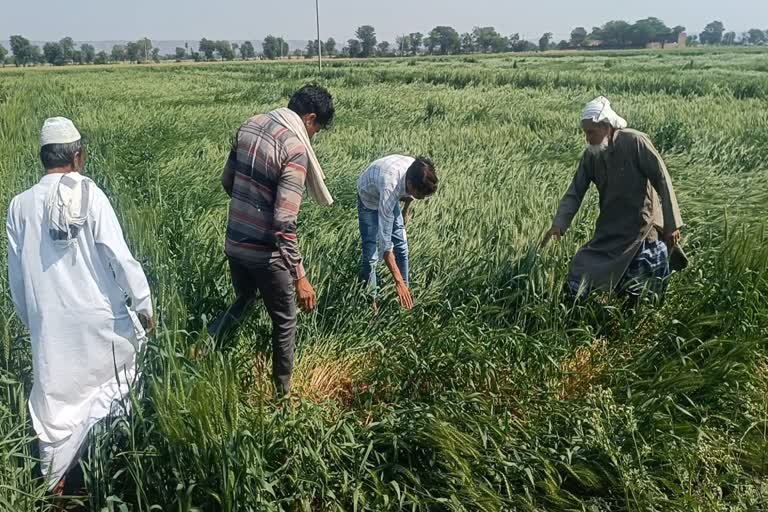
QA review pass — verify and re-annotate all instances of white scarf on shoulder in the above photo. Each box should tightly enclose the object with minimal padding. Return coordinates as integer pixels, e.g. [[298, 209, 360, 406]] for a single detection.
[[46, 172, 93, 247], [268, 108, 334, 206]]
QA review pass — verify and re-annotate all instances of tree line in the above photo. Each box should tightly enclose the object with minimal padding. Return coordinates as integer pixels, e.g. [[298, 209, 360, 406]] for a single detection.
[[2, 35, 162, 66], [563, 19, 767, 49], [2, 19, 766, 67], [332, 19, 768, 58], [326, 25, 539, 58]]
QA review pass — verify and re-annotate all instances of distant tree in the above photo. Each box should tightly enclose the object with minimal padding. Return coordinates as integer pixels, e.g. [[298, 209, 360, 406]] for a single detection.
[[377, 41, 391, 56], [539, 32, 553, 51], [557, 40, 569, 50], [427, 26, 460, 55], [199, 38, 216, 60], [700, 21, 725, 45], [408, 32, 423, 55], [460, 32, 475, 53], [0, 44, 7, 66], [71, 50, 83, 65], [151, 48, 160, 63], [126, 42, 140, 63], [59, 37, 75, 62], [94, 51, 109, 65], [305, 40, 317, 58], [593, 20, 632, 47], [43, 42, 65, 66], [232, 43, 239, 58], [589, 26, 601, 41], [216, 41, 235, 61], [136, 38, 153, 62], [493, 35, 510, 53], [671, 25, 687, 42], [111, 45, 127, 62], [192, 52, 203, 62], [629, 17, 671, 47], [394, 35, 407, 56], [473, 26, 506, 53], [686, 34, 699, 46], [570, 27, 588, 47], [292, 49, 303, 58], [262, 35, 288, 59], [30, 45, 44, 65], [81, 44, 96, 64], [240, 41, 255, 59], [422, 36, 433, 53], [510, 34, 535, 52], [723, 32, 737, 45], [10, 35, 33, 66], [748, 29, 766, 45], [175, 47, 187, 60], [504, 33, 519, 52], [356, 25, 377, 57], [325, 38, 336, 56], [346, 38, 362, 58]]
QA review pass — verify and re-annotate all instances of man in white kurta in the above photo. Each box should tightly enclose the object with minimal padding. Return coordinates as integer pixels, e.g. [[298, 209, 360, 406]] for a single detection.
[[6, 117, 154, 491]]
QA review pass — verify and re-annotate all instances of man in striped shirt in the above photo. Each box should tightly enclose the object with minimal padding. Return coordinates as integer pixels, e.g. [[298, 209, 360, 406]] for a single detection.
[[357, 155, 438, 309], [211, 84, 335, 396]]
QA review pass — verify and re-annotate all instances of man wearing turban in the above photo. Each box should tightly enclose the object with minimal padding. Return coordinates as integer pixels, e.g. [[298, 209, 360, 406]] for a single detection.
[[542, 97, 683, 301]]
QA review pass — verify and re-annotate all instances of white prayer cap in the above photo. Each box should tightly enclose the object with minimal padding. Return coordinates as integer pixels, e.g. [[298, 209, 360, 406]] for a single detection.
[[40, 117, 81, 146], [581, 96, 628, 129]]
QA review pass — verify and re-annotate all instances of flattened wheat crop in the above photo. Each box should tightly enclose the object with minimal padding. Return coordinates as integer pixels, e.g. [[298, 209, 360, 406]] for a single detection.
[[1, 50, 768, 511]]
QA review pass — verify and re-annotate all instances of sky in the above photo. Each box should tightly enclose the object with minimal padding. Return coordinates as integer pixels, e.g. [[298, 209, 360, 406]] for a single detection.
[[1, 0, 766, 43]]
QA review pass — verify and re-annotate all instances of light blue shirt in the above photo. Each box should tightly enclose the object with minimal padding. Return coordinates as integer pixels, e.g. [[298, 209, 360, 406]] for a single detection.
[[357, 155, 414, 253]]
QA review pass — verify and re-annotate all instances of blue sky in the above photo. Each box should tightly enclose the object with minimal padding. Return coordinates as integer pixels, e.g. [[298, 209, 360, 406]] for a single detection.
[[2, 0, 765, 42]]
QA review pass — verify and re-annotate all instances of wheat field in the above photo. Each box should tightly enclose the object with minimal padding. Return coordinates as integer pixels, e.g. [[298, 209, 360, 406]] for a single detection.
[[1, 49, 768, 511]]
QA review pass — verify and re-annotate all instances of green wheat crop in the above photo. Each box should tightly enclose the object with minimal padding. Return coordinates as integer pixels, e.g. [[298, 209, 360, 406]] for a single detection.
[[1, 49, 767, 511]]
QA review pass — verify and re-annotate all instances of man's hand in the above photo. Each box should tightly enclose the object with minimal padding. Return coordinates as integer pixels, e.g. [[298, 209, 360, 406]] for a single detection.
[[139, 314, 156, 335], [395, 280, 414, 310], [52, 477, 65, 496], [296, 276, 317, 312], [541, 226, 563, 248], [664, 229, 681, 248]]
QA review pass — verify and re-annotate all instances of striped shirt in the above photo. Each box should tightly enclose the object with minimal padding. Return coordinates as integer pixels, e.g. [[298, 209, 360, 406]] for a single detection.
[[357, 155, 414, 253], [223, 114, 308, 280]]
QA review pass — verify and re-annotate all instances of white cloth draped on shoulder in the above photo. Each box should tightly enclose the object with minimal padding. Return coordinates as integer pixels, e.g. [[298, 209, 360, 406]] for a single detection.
[[46, 172, 93, 247], [267, 107, 334, 206]]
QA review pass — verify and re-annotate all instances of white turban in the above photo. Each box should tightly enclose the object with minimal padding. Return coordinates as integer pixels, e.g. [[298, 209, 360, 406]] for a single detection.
[[41, 117, 81, 146], [581, 96, 627, 129]]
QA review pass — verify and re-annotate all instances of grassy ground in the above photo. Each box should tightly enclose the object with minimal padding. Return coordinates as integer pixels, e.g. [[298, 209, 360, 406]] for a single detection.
[[1, 49, 767, 511]]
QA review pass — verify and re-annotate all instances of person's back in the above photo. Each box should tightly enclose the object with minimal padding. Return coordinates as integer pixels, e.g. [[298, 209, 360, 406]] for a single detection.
[[224, 113, 308, 267], [9, 179, 144, 427], [213, 84, 336, 396], [6, 117, 154, 492], [356, 154, 414, 207]]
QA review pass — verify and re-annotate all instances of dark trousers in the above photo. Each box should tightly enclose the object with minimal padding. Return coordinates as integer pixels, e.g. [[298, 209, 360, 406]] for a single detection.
[[210, 257, 297, 395]]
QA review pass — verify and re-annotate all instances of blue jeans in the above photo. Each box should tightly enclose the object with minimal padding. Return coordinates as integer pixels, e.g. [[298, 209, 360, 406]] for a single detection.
[[358, 196, 409, 290]]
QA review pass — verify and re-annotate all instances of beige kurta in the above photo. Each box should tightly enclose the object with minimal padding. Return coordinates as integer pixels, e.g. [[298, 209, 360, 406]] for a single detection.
[[553, 129, 683, 291]]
